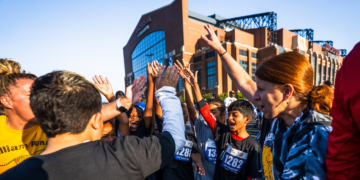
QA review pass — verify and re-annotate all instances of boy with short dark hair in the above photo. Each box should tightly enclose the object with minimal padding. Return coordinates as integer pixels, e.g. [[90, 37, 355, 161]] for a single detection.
[[183, 68, 262, 180]]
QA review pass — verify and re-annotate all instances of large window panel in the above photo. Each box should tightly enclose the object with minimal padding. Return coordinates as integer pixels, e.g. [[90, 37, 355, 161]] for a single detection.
[[207, 61, 216, 89], [131, 31, 166, 80]]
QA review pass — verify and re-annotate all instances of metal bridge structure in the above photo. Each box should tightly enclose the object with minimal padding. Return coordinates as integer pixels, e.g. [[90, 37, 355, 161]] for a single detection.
[[218, 12, 277, 45]]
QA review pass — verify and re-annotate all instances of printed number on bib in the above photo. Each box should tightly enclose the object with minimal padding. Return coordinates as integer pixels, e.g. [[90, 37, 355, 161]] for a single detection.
[[221, 144, 248, 173], [174, 140, 193, 161], [205, 139, 217, 161]]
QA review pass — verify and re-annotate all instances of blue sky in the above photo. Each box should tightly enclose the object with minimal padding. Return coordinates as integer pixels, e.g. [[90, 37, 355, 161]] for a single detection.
[[1, 0, 359, 100]]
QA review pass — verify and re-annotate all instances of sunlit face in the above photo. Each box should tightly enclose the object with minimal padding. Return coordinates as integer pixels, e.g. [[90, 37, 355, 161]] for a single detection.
[[129, 107, 143, 132], [253, 78, 284, 119], [5, 79, 36, 122], [227, 111, 249, 132], [102, 122, 116, 142]]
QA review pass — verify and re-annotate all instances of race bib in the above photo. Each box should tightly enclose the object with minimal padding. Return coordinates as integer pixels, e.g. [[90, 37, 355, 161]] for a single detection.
[[174, 140, 193, 161], [205, 139, 217, 161], [221, 144, 248, 173]]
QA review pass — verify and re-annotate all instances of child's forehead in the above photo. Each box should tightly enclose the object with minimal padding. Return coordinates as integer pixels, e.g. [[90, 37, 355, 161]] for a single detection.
[[228, 110, 244, 115]]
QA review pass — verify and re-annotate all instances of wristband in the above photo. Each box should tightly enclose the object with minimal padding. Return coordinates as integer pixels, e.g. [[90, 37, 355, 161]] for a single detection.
[[220, 51, 227, 57]]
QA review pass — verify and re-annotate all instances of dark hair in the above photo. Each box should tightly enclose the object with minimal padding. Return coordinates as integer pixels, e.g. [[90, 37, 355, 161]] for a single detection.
[[0, 59, 37, 113], [207, 98, 226, 124], [255, 52, 333, 116], [228, 100, 254, 119], [126, 105, 143, 117], [324, 80, 332, 87], [207, 98, 225, 113], [115, 91, 124, 98], [30, 71, 102, 138]]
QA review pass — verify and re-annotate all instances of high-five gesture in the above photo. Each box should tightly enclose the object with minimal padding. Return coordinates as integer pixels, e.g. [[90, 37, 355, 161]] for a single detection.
[[156, 66, 179, 89], [151, 61, 165, 78], [175, 60, 196, 87], [93, 75, 114, 101], [202, 24, 226, 54], [124, 75, 147, 109]]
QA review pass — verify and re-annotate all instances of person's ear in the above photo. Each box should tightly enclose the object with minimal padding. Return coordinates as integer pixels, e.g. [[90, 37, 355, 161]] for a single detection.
[[282, 84, 294, 103], [221, 111, 226, 117], [90, 112, 102, 130], [0, 96, 12, 109], [245, 115, 252, 124]]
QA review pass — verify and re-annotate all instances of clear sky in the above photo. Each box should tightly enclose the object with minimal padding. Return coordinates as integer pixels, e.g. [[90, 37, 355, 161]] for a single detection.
[[1, 0, 359, 100]]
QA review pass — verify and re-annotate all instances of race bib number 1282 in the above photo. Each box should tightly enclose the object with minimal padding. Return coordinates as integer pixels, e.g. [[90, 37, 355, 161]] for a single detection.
[[221, 148, 248, 173]]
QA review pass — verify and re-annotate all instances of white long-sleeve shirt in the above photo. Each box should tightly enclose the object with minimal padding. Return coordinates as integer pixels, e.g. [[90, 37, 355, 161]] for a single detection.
[[155, 86, 186, 152]]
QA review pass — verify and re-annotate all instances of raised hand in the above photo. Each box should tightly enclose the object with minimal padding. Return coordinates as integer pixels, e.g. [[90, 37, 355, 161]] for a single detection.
[[202, 24, 225, 54], [123, 75, 147, 109], [156, 66, 179, 89], [151, 61, 165, 78], [147, 62, 155, 79], [93, 75, 114, 100], [175, 59, 195, 87]]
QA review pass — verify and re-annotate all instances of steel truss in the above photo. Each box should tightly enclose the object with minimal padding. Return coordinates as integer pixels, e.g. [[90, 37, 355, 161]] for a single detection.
[[339, 49, 347, 57], [218, 12, 277, 45]]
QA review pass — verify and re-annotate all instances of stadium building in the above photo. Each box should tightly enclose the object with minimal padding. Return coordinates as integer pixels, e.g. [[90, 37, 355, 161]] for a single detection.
[[123, 0, 345, 96]]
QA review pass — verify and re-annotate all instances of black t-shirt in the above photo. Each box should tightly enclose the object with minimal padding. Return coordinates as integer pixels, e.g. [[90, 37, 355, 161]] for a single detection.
[[163, 132, 200, 180], [213, 122, 262, 180], [0, 132, 175, 180]]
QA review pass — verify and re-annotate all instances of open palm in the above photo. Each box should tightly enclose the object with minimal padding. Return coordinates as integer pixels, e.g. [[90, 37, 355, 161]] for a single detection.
[[175, 60, 197, 87]]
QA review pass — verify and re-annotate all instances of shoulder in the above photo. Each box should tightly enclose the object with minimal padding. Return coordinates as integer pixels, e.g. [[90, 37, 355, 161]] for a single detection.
[[300, 110, 332, 133], [0, 156, 47, 179], [244, 136, 260, 150]]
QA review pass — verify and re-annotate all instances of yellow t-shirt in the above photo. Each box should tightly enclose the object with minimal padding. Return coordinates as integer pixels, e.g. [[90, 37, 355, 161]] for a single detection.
[[0, 115, 48, 174]]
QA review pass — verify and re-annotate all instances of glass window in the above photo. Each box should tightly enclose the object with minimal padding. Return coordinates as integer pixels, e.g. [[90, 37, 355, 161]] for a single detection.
[[239, 49, 248, 56], [251, 52, 258, 59], [312, 56, 316, 85], [194, 66, 202, 87], [178, 76, 183, 92], [194, 56, 202, 63], [323, 66, 326, 82], [328, 67, 330, 81], [317, 64, 321, 85], [301, 50, 305, 55], [206, 51, 215, 59], [252, 62, 257, 81], [332, 62, 335, 83], [131, 31, 166, 80], [207, 61, 216, 89], [240, 60, 248, 72]]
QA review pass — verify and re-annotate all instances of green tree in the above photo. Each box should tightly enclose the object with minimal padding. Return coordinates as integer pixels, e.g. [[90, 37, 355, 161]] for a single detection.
[[202, 93, 212, 101], [236, 92, 245, 100], [217, 92, 228, 101], [178, 96, 186, 103]]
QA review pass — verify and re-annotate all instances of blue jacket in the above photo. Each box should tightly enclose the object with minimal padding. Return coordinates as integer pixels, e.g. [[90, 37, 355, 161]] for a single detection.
[[262, 110, 332, 180]]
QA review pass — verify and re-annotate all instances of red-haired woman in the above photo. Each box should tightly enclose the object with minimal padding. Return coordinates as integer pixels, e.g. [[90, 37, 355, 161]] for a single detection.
[[201, 24, 333, 180]]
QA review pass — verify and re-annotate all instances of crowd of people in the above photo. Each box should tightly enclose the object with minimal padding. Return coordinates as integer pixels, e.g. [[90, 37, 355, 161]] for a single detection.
[[0, 24, 359, 180]]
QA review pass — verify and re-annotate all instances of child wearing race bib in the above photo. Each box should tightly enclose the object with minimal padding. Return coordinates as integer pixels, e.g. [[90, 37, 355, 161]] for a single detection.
[[162, 102, 206, 180], [197, 99, 262, 180]]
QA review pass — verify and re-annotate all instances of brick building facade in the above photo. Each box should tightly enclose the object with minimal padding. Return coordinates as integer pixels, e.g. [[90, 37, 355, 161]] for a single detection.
[[123, 0, 343, 97]]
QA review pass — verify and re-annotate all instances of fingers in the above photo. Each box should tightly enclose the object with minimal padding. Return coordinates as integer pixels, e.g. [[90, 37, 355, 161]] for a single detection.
[[100, 75, 107, 84], [105, 77, 110, 85], [176, 60, 184, 69], [194, 71, 198, 81]]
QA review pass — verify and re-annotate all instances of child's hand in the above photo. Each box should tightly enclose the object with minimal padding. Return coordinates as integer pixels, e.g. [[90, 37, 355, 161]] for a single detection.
[[175, 60, 197, 87], [194, 161, 206, 176], [150, 61, 165, 78]]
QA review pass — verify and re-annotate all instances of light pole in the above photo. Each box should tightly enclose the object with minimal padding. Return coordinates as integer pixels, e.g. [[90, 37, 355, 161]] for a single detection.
[[146, 53, 154, 63]]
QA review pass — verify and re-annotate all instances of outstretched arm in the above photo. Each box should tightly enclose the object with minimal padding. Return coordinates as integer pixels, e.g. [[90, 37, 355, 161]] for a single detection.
[[174, 62, 216, 135], [202, 24, 258, 107], [143, 63, 156, 129], [175, 60, 197, 123], [94, 75, 147, 122]]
